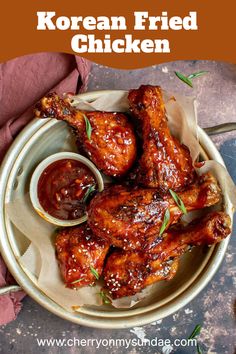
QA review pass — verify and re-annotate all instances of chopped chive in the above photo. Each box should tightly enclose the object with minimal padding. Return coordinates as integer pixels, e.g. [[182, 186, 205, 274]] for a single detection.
[[159, 208, 170, 236], [83, 185, 96, 203], [197, 343, 203, 354], [175, 71, 208, 88], [70, 278, 84, 285], [187, 324, 203, 353], [188, 324, 202, 339], [98, 290, 111, 304], [90, 265, 99, 280], [175, 71, 193, 87], [83, 114, 92, 140], [169, 189, 187, 214], [188, 71, 208, 79]]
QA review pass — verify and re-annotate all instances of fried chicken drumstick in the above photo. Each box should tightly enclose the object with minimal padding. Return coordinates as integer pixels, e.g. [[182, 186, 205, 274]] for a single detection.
[[103, 211, 231, 298], [128, 85, 195, 192], [55, 224, 109, 288], [35, 93, 137, 177], [87, 172, 221, 250]]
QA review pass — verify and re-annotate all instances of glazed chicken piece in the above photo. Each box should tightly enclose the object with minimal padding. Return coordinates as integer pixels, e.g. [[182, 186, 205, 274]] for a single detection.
[[34, 93, 137, 177], [55, 224, 109, 288], [128, 85, 195, 192], [88, 172, 222, 250], [104, 211, 231, 298]]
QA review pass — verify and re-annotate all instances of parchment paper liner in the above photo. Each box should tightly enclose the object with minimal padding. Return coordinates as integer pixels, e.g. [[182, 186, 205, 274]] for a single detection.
[[6, 91, 236, 311]]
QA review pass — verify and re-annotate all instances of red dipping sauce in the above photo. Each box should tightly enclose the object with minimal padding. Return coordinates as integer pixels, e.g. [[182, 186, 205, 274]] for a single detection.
[[37, 159, 97, 220]]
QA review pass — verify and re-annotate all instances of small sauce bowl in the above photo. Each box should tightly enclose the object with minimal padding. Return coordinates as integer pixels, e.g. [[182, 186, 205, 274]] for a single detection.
[[30, 152, 104, 226]]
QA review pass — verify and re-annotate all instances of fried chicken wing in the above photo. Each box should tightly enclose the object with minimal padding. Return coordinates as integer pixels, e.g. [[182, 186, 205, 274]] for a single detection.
[[87, 172, 221, 250], [34, 93, 137, 177], [103, 212, 231, 298], [55, 224, 109, 288], [128, 85, 195, 192]]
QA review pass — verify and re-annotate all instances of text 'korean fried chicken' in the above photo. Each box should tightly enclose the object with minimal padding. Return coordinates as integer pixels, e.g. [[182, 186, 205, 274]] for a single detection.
[[128, 85, 195, 192], [87, 172, 221, 250], [103, 212, 231, 298], [55, 224, 109, 288], [34, 93, 137, 177]]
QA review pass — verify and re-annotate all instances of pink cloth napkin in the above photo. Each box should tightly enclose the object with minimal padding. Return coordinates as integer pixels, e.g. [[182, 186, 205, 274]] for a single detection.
[[0, 52, 91, 325]]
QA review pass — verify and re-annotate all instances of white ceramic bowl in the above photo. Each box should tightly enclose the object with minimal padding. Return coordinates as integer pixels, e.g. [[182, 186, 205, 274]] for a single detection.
[[0, 90, 233, 329], [29, 152, 104, 227]]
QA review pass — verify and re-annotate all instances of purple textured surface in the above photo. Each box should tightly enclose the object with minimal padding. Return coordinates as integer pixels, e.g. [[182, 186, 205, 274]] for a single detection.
[[0, 60, 235, 354]]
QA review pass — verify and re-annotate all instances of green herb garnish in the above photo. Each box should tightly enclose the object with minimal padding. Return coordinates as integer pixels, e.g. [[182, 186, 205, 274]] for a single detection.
[[90, 265, 99, 280], [188, 324, 203, 353], [197, 343, 203, 354], [188, 71, 209, 79], [169, 189, 187, 214], [98, 290, 111, 304], [159, 208, 170, 236], [70, 278, 84, 285], [175, 71, 208, 88], [83, 185, 96, 203], [188, 324, 202, 339], [83, 114, 92, 140], [175, 71, 193, 87]]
